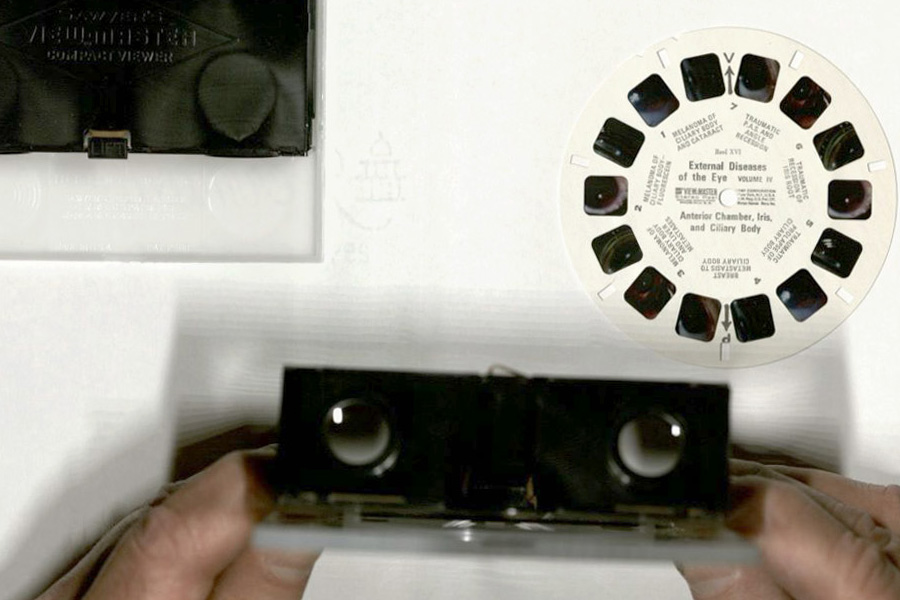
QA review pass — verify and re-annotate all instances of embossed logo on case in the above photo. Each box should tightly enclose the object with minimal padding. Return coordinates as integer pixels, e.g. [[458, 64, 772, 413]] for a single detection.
[[0, 1, 235, 81]]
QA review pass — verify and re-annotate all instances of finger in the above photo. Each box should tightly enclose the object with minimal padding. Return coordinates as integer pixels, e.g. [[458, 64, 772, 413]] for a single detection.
[[83, 448, 276, 600], [677, 564, 792, 600], [729, 475, 900, 600], [769, 464, 900, 532], [731, 461, 900, 567], [208, 546, 319, 600], [38, 478, 198, 600], [36, 508, 146, 600]]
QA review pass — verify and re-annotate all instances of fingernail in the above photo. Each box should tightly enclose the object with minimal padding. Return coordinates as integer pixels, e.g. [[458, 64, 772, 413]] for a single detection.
[[265, 564, 312, 585], [262, 553, 317, 585], [687, 569, 740, 599], [871, 526, 892, 549], [149, 482, 183, 507]]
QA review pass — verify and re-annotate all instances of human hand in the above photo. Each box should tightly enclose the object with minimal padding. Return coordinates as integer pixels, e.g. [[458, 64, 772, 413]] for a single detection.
[[36, 447, 320, 600], [679, 459, 900, 599]]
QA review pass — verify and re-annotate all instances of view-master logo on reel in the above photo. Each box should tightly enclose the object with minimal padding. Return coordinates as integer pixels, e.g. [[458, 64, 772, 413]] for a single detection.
[[560, 28, 897, 368]]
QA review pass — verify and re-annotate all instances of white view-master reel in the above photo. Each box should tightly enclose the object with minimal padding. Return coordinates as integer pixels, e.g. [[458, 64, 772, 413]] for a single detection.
[[560, 27, 896, 368]]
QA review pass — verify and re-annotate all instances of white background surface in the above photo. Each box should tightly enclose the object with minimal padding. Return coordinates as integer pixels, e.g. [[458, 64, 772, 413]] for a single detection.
[[2, 2, 900, 598]]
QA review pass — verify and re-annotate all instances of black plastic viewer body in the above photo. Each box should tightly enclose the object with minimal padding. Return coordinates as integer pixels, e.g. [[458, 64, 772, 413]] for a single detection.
[[0, 0, 312, 158], [276, 368, 730, 521]]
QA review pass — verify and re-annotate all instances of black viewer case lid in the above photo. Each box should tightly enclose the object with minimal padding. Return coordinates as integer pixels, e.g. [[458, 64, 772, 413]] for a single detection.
[[0, 0, 311, 158]]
